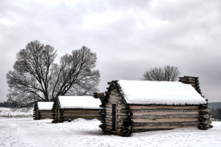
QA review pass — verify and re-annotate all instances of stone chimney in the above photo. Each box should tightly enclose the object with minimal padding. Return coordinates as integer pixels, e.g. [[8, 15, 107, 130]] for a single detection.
[[179, 76, 203, 97]]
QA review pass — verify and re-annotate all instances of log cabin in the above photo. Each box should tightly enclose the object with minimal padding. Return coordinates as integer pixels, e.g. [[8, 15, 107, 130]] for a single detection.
[[52, 96, 101, 123], [33, 102, 53, 120], [96, 77, 212, 137]]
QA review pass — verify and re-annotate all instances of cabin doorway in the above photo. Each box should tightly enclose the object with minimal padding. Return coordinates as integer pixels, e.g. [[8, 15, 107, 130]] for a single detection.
[[112, 104, 116, 131]]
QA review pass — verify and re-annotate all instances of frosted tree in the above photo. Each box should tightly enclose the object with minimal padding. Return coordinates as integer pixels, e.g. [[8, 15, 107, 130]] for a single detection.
[[142, 65, 181, 81], [7, 41, 100, 106]]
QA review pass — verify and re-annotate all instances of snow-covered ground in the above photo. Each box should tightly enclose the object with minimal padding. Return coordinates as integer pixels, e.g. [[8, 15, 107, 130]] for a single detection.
[[0, 117, 221, 147], [0, 108, 33, 117]]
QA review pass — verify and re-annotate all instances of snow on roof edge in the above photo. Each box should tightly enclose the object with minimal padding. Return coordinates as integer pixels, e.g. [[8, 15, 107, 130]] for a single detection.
[[58, 96, 101, 109], [37, 102, 53, 110], [117, 80, 206, 105]]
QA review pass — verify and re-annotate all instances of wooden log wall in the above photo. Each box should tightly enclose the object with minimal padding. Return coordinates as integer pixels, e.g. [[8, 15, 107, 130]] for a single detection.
[[129, 104, 212, 132], [33, 104, 52, 120], [97, 80, 212, 137], [97, 81, 132, 137], [52, 98, 100, 123], [37, 110, 53, 119], [61, 109, 100, 121]]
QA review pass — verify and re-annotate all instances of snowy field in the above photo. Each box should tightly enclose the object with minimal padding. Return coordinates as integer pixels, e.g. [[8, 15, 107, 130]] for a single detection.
[[0, 108, 33, 117], [0, 108, 221, 147]]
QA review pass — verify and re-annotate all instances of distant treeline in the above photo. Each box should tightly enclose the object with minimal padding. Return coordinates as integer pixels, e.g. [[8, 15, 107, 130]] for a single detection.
[[211, 107, 221, 120], [0, 101, 33, 108], [0, 101, 20, 108]]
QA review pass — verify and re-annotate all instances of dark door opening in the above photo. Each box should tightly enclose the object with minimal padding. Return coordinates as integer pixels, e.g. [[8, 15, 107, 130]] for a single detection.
[[112, 104, 116, 131]]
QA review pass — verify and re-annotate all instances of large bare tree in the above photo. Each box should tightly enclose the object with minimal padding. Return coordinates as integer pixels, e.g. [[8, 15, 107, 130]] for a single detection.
[[7, 40, 100, 106], [142, 65, 181, 81]]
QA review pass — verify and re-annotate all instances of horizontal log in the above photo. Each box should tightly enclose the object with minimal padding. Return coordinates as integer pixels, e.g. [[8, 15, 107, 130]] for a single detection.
[[108, 98, 119, 101], [106, 110, 111, 113], [117, 113, 128, 116], [132, 118, 198, 123], [39, 114, 52, 116], [118, 116, 132, 119], [39, 113, 53, 115], [63, 111, 99, 114], [132, 125, 198, 130], [132, 114, 200, 119], [110, 90, 119, 94], [108, 99, 117, 103], [62, 109, 99, 111], [106, 107, 128, 111], [105, 117, 112, 121], [117, 106, 128, 109], [105, 125, 112, 130], [109, 95, 121, 99], [129, 105, 199, 110], [38, 110, 53, 113], [131, 109, 207, 113], [133, 111, 199, 115], [132, 121, 200, 127], [106, 115, 112, 118], [107, 102, 118, 104], [63, 114, 100, 117], [39, 116, 52, 118], [38, 117, 53, 119], [106, 120, 112, 124], [63, 116, 100, 119], [40, 115, 53, 118], [105, 122, 112, 126], [106, 105, 112, 108], [117, 101, 126, 105], [106, 113, 112, 116]]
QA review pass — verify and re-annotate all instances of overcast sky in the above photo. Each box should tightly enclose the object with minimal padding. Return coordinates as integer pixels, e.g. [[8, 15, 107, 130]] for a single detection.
[[0, 0, 220, 102]]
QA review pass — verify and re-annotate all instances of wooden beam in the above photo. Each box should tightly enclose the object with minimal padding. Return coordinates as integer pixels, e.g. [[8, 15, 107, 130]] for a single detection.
[[132, 118, 198, 123], [132, 114, 199, 119], [133, 111, 199, 115], [63, 111, 99, 114], [132, 121, 200, 127], [132, 125, 198, 129], [129, 105, 199, 110]]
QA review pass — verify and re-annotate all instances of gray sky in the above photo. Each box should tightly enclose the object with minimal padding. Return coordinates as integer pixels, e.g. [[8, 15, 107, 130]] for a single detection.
[[0, 0, 220, 102]]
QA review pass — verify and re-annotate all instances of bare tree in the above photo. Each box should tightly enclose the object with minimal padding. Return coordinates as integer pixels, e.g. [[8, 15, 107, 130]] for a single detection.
[[7, 40, 100, 106], [142, 65, 181, 81]]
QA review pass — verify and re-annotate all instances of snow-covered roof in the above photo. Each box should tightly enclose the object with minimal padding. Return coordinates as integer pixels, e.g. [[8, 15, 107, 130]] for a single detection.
[[118, 80, 206, 105], [58, 96, 100, 109], [37, 102, 53, 110]]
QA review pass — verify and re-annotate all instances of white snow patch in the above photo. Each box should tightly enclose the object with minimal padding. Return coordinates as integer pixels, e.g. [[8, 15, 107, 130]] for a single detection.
[[0, 117, 220, 147], [118, 80, 206, 105], [58, 96, 100, 109], [37, 102, 53, 110]]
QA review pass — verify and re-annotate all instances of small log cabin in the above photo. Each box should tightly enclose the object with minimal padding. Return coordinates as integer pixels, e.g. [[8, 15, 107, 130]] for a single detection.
[[96, 77, 212, 137], [52, 96, 101, 123], [33, 102, 53, 120]]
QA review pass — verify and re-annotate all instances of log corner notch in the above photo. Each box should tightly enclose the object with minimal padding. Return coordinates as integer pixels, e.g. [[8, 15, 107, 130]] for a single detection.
[[96, 81, 133, 137], [179, 76, 213, 129], [52, 98, 64, 123], [33, 102, 40, 120], [198, 104, 213, 130]]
